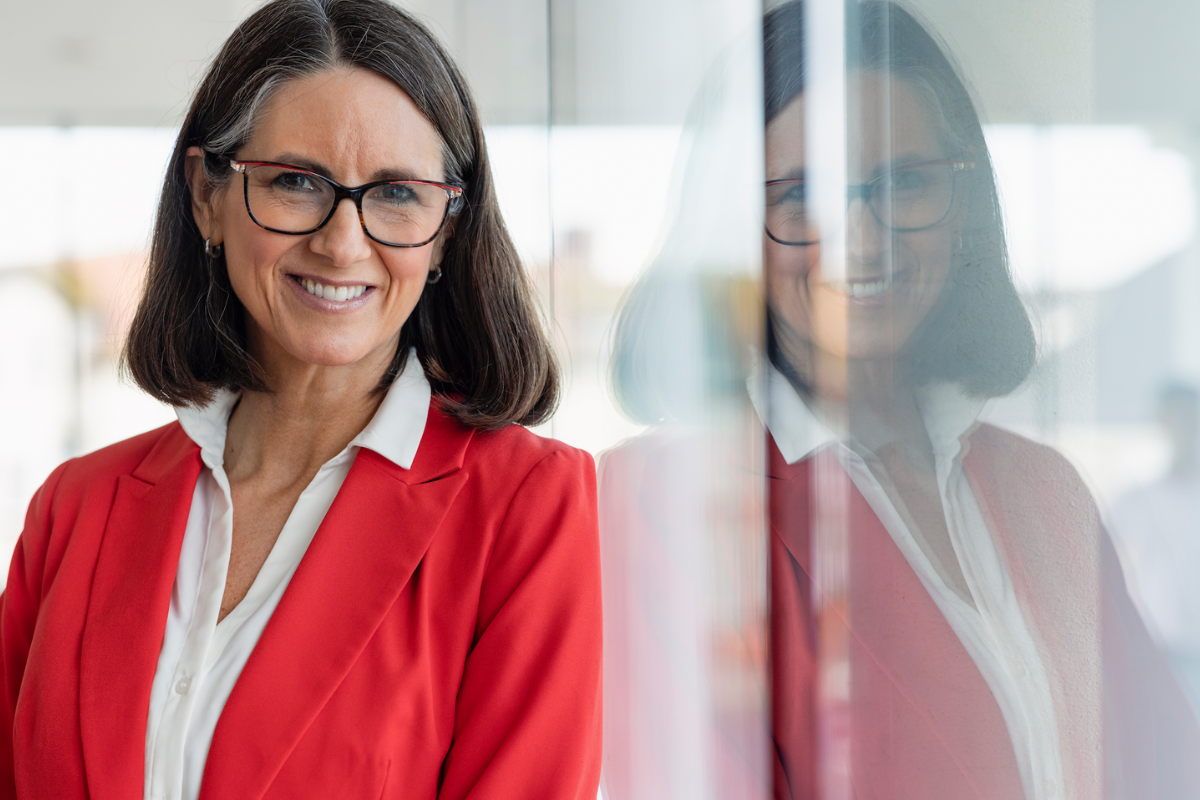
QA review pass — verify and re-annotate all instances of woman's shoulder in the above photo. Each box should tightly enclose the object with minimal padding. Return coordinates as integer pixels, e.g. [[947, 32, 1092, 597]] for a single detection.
[[964, 422, 1104, 536], [966, 422, 1088, 490], [464, 422, 595, 485], [58, 422, 190, 484], [36, 423, 195, 519], [16, 423, 194, 580], [411, 402, 594, 497]]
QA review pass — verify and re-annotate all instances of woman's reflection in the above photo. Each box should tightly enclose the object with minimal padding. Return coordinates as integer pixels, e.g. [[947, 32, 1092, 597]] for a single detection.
[[762, 2, 1200, 799]]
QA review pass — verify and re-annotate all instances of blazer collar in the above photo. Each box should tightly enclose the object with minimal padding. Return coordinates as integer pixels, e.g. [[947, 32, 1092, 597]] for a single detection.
[[81, 423, 203, 799]]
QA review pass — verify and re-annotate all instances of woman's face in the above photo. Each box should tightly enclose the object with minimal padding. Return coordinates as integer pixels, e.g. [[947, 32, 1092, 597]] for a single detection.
[[188, 67, 450, 373], [764, 71, 964, 365]]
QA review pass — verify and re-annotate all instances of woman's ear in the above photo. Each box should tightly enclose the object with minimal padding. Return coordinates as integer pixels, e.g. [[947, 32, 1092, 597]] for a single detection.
[[428, 218, 456, 279], [184, 146, 223, 243]]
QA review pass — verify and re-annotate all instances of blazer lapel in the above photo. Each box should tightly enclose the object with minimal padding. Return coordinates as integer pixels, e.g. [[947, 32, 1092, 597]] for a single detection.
[[770, 440, 1020, 798], [79, 424, 202, 799], [963, 426, 1103, 800], [200, 404, 471, 800]]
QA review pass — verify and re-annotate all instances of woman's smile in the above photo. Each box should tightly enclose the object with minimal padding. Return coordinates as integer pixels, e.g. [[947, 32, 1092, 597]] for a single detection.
[[286, 272, 377, 310]]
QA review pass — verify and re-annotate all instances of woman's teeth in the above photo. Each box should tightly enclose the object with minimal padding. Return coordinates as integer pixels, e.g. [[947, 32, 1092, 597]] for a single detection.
[[829, 278, 891, 298], [301, 278, 367, 302]]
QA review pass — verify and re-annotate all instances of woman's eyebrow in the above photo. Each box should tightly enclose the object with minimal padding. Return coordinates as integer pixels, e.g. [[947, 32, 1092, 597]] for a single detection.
[[877, 152, 939, 173], [370, 167, 426, 182], [270, 153, 331, 175], [267, 154, 427, 183], [770, 166, 807, 181]]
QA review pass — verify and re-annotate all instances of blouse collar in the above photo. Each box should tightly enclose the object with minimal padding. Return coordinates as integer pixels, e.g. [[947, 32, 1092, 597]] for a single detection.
[[749, 358, 984, 467], [176, 347, 432, 472]]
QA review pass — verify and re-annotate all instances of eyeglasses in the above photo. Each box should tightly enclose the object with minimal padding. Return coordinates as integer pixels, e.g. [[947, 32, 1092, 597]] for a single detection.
[[765, 159, 974, 246], [223, 157, 464, 248]]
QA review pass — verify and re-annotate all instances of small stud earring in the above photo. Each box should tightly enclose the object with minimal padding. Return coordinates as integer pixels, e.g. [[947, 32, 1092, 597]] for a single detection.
[[426, 265, 443, 285], [204, 238, 224, 259]]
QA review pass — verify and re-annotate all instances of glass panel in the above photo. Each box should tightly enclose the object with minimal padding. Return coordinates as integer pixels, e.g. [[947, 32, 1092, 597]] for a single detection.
[[547, 0, 771, 797], [765, 0, 1200, 797]]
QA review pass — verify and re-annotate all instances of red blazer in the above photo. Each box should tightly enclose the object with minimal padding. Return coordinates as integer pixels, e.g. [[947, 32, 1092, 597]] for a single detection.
[[771, 424, 1200, 799], [0, 401, 603, 800]]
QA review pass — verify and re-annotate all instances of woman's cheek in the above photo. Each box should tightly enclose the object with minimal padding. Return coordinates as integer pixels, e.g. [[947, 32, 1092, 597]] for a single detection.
[[767, 245, 819, 333]]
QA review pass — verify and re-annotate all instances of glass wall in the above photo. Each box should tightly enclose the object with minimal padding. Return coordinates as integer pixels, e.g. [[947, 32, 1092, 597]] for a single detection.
[[2, 0, 1200, 796], [760, 1, 1200, 797]]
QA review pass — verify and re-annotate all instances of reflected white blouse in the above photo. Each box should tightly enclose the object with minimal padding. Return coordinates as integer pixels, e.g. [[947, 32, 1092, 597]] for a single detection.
[[750, 363, 1067, 800], [143, 349, 432, 800]]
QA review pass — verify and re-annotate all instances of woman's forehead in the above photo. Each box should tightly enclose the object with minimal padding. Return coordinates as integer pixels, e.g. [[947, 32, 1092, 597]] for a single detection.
[[766, 71, 944, 175], [244, 67, 445, 184]]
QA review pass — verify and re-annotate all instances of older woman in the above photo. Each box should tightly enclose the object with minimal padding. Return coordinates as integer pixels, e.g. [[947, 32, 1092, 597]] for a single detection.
[[0, 2, 601, 799]]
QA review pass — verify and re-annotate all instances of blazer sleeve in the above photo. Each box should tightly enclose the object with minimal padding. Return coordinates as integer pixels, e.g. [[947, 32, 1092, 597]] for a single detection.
[[436, 447, 603, 800], [0, 461, 70, 799]]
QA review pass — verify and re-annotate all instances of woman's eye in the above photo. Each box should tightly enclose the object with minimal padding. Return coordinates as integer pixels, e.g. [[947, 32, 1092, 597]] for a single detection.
[[887, 170, 926, 193], [781, 184, 805, 204], [274, 171, 320, 192], [379, 183, 418, 204], [768, 182, 806, 206]]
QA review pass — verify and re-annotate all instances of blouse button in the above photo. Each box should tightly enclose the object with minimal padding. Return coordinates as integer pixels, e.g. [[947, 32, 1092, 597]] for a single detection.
[[175, 677, 191, 695]]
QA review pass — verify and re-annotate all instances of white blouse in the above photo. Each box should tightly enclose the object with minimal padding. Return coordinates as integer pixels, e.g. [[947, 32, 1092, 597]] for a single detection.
[[750, 363, 1067, 800], [143, 349, 432, 800]]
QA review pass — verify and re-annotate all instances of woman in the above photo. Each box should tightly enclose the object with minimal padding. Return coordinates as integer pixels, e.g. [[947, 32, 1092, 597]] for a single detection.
[[760, 2, 1200, 798], [0, 2, 602, 799]]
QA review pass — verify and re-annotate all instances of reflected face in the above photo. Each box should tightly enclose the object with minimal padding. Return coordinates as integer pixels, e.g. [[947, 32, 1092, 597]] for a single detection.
[[197, 68, 450, 371], [764, 71, 964, 364]]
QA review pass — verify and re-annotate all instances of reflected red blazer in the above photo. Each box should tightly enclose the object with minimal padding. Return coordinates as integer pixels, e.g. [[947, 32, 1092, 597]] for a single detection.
[[0, 402, 602, 800], [771, 424, 1200, 800]]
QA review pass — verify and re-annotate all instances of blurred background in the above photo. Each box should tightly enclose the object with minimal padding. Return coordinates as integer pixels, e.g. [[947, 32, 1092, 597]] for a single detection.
[[4, 0, 1200, 793]]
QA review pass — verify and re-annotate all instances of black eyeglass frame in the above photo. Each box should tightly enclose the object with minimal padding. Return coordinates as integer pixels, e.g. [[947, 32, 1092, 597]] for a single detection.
[[223, 156, 465, 248], [764, 159, 975, 247]]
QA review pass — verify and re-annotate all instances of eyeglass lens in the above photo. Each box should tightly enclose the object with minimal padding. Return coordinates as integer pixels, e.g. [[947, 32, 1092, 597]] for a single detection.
[[243, 165, 451, 246], [765, 162, 958, 245]]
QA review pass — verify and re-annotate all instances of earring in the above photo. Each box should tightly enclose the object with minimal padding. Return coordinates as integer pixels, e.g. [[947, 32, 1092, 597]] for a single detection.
[[426, 265, 443, 285], [204, 238, 224, 259]]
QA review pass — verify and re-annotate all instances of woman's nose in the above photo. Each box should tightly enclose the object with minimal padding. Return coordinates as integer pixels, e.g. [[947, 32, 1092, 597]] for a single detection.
[[845, 197, 887, 265], [309, 197, 373, 266]]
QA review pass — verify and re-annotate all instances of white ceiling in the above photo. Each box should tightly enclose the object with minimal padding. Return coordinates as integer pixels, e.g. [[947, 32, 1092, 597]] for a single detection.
[[0, 0, 1108, 128]]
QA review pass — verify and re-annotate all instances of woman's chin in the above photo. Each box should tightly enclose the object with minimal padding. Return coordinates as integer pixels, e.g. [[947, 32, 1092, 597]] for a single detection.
[[274, 339, 393, 372], [811, 332, 910, 364]]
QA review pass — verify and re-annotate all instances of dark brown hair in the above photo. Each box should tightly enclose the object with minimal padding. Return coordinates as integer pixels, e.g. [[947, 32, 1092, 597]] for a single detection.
[[123, 0, 558, 430], [763, 0, 1037, 398]]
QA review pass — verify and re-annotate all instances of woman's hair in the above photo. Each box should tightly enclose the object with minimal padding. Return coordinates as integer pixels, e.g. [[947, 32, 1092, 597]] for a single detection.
[[764, 0, 1036, 397], [123, 0, 558, 430]]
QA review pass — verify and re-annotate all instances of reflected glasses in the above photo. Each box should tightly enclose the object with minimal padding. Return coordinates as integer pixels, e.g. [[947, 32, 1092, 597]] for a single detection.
[[765, 160, 974, 246], [224, 157, 464, 248]]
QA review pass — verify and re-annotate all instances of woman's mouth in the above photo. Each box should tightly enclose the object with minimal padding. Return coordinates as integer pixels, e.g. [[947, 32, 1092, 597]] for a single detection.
[[287, 274, 376, 310], [826, 277, 892, 298], [298, 277, 369, 302]]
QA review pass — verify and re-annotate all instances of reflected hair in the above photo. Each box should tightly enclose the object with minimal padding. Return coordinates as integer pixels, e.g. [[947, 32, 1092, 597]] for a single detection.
[[764, 0, 1036, 397], [123, 0, 558, 430]]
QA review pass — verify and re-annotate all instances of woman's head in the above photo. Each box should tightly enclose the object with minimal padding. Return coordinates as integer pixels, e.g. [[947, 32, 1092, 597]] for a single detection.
[[125, 0, 558, 430], [763, 0, 1035, 398]]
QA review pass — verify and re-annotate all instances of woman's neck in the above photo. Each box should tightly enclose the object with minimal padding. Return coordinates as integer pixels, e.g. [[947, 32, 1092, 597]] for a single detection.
[[778, 337, 934, 465], [222, 333, 395, 486]]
